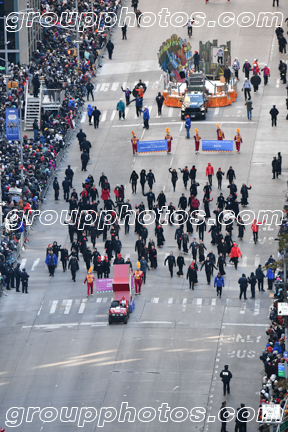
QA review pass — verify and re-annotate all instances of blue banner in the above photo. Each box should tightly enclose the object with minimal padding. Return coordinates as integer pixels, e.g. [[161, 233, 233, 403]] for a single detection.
[[202, 140, 233, 152], [138, 140, 168, 153], [6, 108, 19, 141]]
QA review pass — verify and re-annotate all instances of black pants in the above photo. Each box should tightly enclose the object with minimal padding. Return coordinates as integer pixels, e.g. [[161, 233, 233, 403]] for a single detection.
[[136, 106, 142, 117], [157, 104, 163, 115], [94, 118, 99, 128], [231, 257, 238, 269], [273, 0, 279, 5], [64, 190, 69, 201], [48, 265, 55, 276], [258, 279, 264, 291], [217, 286, 222, 297], [253, 231, 258, 243], [62, 260, 67, 271], [223, 380, 230, 395], [125, 223, 129, 234], [148, 201, 153, 210], [177, 239, 181, 250], [199, 230, 204, 241], [169, 265, 174, 277], [221, 422, 227, 432], [271, 117, 277, 126], [122, 31, 127, 39], [87, 90, 94, 101], [142, 272, 146, 284], [244, 88, 251, 100], [251, 286, 255, 298], [71, 270, 76, 281], [88, 115, 92, 124], [119, 110, 125, 119], [22, 281, 28, 293], [108, 50, 113, 59], [82, 161, 88, 171], [264, 75, 268, 85], [188, 27, 192, 36], [218, 178, 222, 189], [208, 175, 212, 186], [235, 70, 239, 79], [272, 169, 278, 179], [144, 118, 149, 129], [206, 271, 211, 284], [172, 180, 176, 191], [239, 287, 247, 299], [188, 278, 195, 289], [54, 189, 59, 200], [268, 279, 274, 290], [194, 64, 199, 72], [132, 182, 137, 193], [16, 277, 21, 291]]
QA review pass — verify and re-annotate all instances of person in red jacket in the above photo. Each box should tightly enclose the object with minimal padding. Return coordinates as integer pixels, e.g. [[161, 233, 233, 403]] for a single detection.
[[216, 124, 225, 140], [261, 65, 270, 85], [206, 162, 214, 186], [194, 128, 201, 154], [230, 243, 242, 270], [251, 219, 266, 244], [234, 128, 242, 153], [83, 267, 95, 297], [165, 127, 173, 153], [101, 186, 110, 201]]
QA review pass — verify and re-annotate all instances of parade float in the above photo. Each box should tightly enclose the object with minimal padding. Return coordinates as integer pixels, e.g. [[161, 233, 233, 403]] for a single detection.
[[158, 36, 238, 109]]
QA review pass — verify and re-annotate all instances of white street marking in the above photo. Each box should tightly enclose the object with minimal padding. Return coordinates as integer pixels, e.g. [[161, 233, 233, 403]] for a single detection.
[[50, 300, 58, 314], [63, 299, 72, 314], [78, 299, 87, 314], [31, 258, 40, 271]]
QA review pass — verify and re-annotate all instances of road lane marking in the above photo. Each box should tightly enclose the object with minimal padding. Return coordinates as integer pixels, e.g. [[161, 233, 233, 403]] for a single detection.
[[63, 299, 72, 314], [78, 299, 87, 314], [49, 300, 58, 314], [31, 258, 40, 271]]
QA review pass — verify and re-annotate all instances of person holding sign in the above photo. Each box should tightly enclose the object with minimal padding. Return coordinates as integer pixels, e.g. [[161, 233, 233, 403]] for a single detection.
[[165, 127, 173, 153], [216, 124, 225, 140]]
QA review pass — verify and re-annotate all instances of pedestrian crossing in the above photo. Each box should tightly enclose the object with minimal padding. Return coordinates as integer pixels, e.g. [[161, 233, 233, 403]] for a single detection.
[[38, 296, 269, 318], [94, 81, 150, 93]]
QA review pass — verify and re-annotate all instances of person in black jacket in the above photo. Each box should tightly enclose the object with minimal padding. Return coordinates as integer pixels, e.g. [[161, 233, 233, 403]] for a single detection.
[[248, 272, 257, 298], [65, 165, 74, 188], [177, 253, 185, 276], [255, 264, 265, 291], [216, 168, 225, 189], [226, 166, 236, 184], [224, 66, 231, 84], [62, 177, 70, 201], [60, 246, 69, 272], [186, 262, 197, 289], [220, 365, 232, 395], [164, 252, 176, 277], [106, 40, 114, 59], [272, 156, 279, 178], [200, 257, 218, 284], [156, 92, 164, 115], [81, 150, 89, 171], [53, 177, 60, 200], [130, 170, 139, 194], [179, 167, 190, 189], [175, 226, 183, 250], [20, 268, 30, 293], [178, 193, 187, 210], [270, 105, 279, 127], [92, 107, 101, 129], [144, 190, 155, 210], [238, 274, 248, 299], [68, 256, 79, 282], [86, 81, 94, 101], [169, 168, 178, 191], [146, 170, 156, 189], [14, 263, 21, 292], [220, 401, 228, 432]]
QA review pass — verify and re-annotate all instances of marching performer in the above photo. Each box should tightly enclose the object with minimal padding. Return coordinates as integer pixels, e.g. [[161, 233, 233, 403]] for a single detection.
[[234, 128, 242, 153], [83, 266, 95, 297], [131, 131, 139, 155], [165, 127, 173, 154], [194, 128, 201, 154], [133, 261, 144, 295], [216, 123, 225, 141]]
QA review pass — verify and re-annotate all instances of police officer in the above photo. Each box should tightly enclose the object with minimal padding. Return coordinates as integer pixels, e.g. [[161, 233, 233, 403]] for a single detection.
[[220, 401, 228, 432], [14, 263, 21, 292], [164, 252, 176, 277], [272, 156, 279, 179], [238, 404, 248, 432], [21, 268, 30, 293], [81, 150, 89, 172], [238, 274, 248, 300], [53, 176, 60, 200], [220, 365, 233, 395]]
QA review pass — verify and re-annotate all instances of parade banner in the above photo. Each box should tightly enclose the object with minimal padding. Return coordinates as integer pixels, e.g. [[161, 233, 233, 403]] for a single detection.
[[96, 276, 134, 293], [6, 108, 19, 141], [137, 140, 168, 153], [202, 140, 233, 152]]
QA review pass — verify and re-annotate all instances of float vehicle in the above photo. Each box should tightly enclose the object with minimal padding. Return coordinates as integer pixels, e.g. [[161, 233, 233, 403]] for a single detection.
[[181, 92, 208, 120], [108, 264, 135, 325]]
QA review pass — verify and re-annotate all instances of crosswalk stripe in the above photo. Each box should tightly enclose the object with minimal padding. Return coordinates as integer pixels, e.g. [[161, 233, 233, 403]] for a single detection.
[[111, 82, 119, 91], [63, 300, 72, 314], [197, 298, 202, 306], [50, 300, 58, 314], [96, 298, 102, 303], [102, 298, 108, 302], [168, 298, 173, 304], [125, 107, 130, 118], [211, 298, 216, 306], [151, 298, 159, 303], [20, 259, 27, 270], [31, 258, 40, 271], [255, 255, 260, 268], [148, 105, 153, 115], [78, 299, 87, 314], [122, 82, 126, 89], [182, 298, 187, 305], [239, 256, 247, 267], [95, 84, 101, 92], [168, 108, 173, 117], [254, 299, 260, 315], [101, 110, 107, 122], [81, 112, 87, 123], [100, 83, 109, 91], [145, 81, 149, 88], [110, 110, 116, 121]]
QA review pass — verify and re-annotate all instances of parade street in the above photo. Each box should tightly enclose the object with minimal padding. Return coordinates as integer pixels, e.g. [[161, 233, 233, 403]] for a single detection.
[[0, 0, 287, 431]]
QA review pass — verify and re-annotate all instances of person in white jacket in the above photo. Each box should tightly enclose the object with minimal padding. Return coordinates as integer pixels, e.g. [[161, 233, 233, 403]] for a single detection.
[[232, 57, 240, 80], [242, 78, 251, 101]]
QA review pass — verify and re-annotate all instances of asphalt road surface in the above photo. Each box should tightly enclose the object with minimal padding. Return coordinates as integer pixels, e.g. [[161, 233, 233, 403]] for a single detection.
[[0, 0, 287, 431]]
